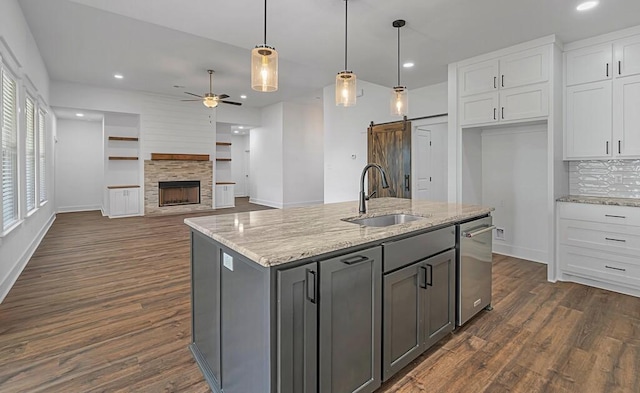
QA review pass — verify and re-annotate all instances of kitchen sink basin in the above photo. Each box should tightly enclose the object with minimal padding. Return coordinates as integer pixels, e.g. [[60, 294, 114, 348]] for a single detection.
[[343, 213, 426, 227]]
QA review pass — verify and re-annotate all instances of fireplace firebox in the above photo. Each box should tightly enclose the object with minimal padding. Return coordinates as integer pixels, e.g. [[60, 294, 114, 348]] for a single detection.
[[158, 181, 200, 207]]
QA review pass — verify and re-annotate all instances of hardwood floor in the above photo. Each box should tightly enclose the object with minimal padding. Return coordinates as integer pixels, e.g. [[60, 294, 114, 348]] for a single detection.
[[1, 200, 639, 392]]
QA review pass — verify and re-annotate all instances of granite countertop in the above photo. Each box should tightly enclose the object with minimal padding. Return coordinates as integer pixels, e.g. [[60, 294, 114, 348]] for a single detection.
[[184, 197, 493, 267], [557, 195, 640, 208]]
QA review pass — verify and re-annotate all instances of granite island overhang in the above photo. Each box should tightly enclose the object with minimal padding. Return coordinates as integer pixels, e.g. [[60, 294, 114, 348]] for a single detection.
[[184, 197, 494, 393]]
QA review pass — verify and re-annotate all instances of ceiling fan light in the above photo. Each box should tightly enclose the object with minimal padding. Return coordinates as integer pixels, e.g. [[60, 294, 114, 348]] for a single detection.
[[336, 71, 357, 107], [390, 86, 408, 116], [203, 96, 218, 108], [251, 45, 278, 92]]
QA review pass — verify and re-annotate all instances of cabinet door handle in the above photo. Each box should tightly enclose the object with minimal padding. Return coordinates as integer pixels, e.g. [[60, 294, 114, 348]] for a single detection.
[[605, 265, 626, 272], [619, 60, 622, 75], [341, 255, 369, 265], [501, 74, 504, 87], [605, 214, 626, 219], [606, 63, 609, 77], [618, 140, 621, 154], [493, 108, 497, 120], [426, 264, 433, 287], [606, 141, 609, 155], [605, 237, 626, 243], [493, 76, 497, 89], [501, 107, 505, 120], [419, 266, 428, 289], [305, 269, 317, 304]]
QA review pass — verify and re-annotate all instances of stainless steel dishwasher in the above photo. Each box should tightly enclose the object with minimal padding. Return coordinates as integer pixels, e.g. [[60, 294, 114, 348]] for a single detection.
[[457, 216, 495, 326]]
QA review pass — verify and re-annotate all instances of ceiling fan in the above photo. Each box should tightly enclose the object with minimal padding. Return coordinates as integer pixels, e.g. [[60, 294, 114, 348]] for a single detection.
[[182, 70, 242, 108]]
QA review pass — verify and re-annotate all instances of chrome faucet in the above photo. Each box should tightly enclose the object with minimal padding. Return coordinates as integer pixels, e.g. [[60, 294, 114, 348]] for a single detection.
[[359, 163, 390, 214]]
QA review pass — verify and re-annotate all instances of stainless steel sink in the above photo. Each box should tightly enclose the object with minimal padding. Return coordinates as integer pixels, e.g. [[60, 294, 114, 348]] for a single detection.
[[344, 213, 425, 227]]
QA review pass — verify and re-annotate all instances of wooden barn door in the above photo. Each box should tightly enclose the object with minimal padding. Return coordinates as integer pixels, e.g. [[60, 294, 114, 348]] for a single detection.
[[367, 120, 412, 199]]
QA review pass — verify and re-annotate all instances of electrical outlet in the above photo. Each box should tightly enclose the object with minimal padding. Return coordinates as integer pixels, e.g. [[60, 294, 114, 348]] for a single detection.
[[614, 174, 623, 184], [496, 227, 505, 240]]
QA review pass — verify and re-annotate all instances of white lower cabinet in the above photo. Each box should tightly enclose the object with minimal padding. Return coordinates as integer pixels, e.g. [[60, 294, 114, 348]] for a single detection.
[[215, 184, 235, 208], [558, 202, 640, 295], [109, 188, 140, 218]]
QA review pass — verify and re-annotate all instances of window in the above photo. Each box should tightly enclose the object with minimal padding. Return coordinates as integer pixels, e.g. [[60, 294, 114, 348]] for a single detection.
[[1, 68, 18, 230], [25, 96, 36, 212], [38, 109, 46, 204]]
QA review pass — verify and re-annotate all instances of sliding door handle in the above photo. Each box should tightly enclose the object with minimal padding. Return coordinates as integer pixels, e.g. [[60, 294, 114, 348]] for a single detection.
[[405, 175, 410, 192]]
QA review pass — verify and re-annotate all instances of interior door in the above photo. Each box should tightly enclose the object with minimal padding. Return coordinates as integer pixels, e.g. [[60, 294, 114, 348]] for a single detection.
[[413, 128, 431, 200], [367, 120, 411, 198]]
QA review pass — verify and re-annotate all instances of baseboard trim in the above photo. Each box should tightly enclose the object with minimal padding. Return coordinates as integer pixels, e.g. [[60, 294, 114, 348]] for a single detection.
[[57, 205, 102, 213], [493, 243, 548, 265], [559, 272, 640, 298], [0, 213, 56, 304], [249, 198, 283, 209], [282, 200, 324, 208]]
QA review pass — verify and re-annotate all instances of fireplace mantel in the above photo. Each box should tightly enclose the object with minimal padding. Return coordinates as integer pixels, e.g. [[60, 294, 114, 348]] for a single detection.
[[150, 153, 209, 161]]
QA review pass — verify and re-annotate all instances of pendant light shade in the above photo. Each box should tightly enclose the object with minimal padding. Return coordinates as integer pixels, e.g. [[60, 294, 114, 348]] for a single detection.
[[252, 0, 278, 92], [391, 19, 408, 116], [336, 0, 356, 106]]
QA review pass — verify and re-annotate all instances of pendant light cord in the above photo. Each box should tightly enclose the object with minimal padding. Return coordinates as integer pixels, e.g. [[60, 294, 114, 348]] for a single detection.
[[397, 26, 401, 85], [344, 0, 348, 70], [264, 0, 267, 45]]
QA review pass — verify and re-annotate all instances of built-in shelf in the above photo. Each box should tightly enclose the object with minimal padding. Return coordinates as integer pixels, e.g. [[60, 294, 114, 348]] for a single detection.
[[216, 182, 236, 185], [216, 142, 232, 146], [107, 185, 141, 189], [109, 156, 139, 160], [216, 158, 232, 162], [109, 136, 139, 141]]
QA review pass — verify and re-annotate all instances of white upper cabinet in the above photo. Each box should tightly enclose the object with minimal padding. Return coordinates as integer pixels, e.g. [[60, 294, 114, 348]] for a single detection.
[[565, 44, 613, 86], [565, 81, 612, 159], [499, 46, 549, 88], [499, 83, 549, 121], [614, 74, 640, 157], [615, 35, 640, 78], [459, 92, 499, 126], [458, 60, 499, 97]]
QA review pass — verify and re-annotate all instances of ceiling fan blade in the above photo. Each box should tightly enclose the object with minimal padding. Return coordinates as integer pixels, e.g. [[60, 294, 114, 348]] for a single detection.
[[221, 100, 242, 106], [181, 99, 202, 102], [217, 94, 230, 100], [184, 92, 203, 98]]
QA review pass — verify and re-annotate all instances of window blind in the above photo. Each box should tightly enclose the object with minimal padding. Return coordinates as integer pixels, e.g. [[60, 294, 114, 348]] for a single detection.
[[1, 68, 18, 230], [25, 96, 36, 212], [38, 110, 46, 203]]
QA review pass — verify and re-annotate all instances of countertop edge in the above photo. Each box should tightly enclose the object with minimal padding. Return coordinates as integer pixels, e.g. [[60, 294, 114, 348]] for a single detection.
[[557, 195, 640, 208]]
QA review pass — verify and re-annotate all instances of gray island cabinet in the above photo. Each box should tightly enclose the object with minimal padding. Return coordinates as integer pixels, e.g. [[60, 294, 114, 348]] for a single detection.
[[185, 198, 492, 393]]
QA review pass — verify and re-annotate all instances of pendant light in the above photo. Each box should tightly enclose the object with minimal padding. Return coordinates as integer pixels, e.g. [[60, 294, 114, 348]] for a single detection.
[[251, 0, 278, 92], [391, 19, 408, 116], [336, 0, 356, 106]]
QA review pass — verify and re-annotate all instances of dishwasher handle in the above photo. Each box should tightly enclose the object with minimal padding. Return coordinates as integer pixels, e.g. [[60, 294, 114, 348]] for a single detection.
[[462, 225, 496, 238]]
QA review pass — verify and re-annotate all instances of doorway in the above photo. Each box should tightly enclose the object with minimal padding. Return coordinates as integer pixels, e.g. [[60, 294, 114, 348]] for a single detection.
[[412, 121, 448, 202]]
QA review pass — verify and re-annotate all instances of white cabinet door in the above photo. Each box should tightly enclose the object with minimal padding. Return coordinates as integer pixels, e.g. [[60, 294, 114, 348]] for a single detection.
[[565, 44, 613, 86], [459, 92, 498, 126], [500, 46, 549, 89], [226, 185, 235, 207], [215, 185, 224, 208], [565, 81, 612, 159], [215, 185, 235, 208], [458, 60, 498, 97], [110, 189, 126, 216], [614, 74, 640, 157], [499, 83, 549, 121], [615, 35, 640, 78], [125, 188, 140, 215]]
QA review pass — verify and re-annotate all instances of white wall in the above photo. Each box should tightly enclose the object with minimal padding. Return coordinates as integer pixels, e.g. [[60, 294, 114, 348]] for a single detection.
[[231, 134, 249, 197], [481, 124, 548, 263], [55, 119, 103, 212], [0, 0, 55, 303], [283, 102, 324, 207], [323, 80, 448, 203], [461, 130, 483, 205], [250, 103, 284, 207]]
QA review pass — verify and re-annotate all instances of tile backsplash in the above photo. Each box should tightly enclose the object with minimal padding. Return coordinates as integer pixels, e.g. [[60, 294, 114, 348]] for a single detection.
[[570, 160, 640, 198]]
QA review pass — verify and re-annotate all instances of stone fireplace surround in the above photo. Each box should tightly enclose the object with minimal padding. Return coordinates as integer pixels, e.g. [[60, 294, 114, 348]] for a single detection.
[[144, 159, 213, 216]]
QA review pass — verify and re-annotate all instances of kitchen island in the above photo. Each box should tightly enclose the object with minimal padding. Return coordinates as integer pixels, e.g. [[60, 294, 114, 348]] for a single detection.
[[185, 198, 493, 393]]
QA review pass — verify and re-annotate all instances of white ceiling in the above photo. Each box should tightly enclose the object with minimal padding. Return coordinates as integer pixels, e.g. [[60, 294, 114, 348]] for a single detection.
[[18, 0, 640, 108]]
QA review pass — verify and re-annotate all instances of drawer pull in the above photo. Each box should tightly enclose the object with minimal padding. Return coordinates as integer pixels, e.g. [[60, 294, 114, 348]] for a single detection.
[[605, 214, 626, 219], [605, 265, 626, 272], [605, 237, 626, 243]]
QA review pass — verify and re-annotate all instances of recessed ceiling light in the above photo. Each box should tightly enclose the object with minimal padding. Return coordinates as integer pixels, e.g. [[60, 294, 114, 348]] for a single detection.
[[240, 95, 247, 99], [114, 74, 124, 79], [576, 1, 598, 11], [234, 130, 239, 134], [238, 126, 244, 129], [76, 113, 84, 117], [403, 62, 415, 68]]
